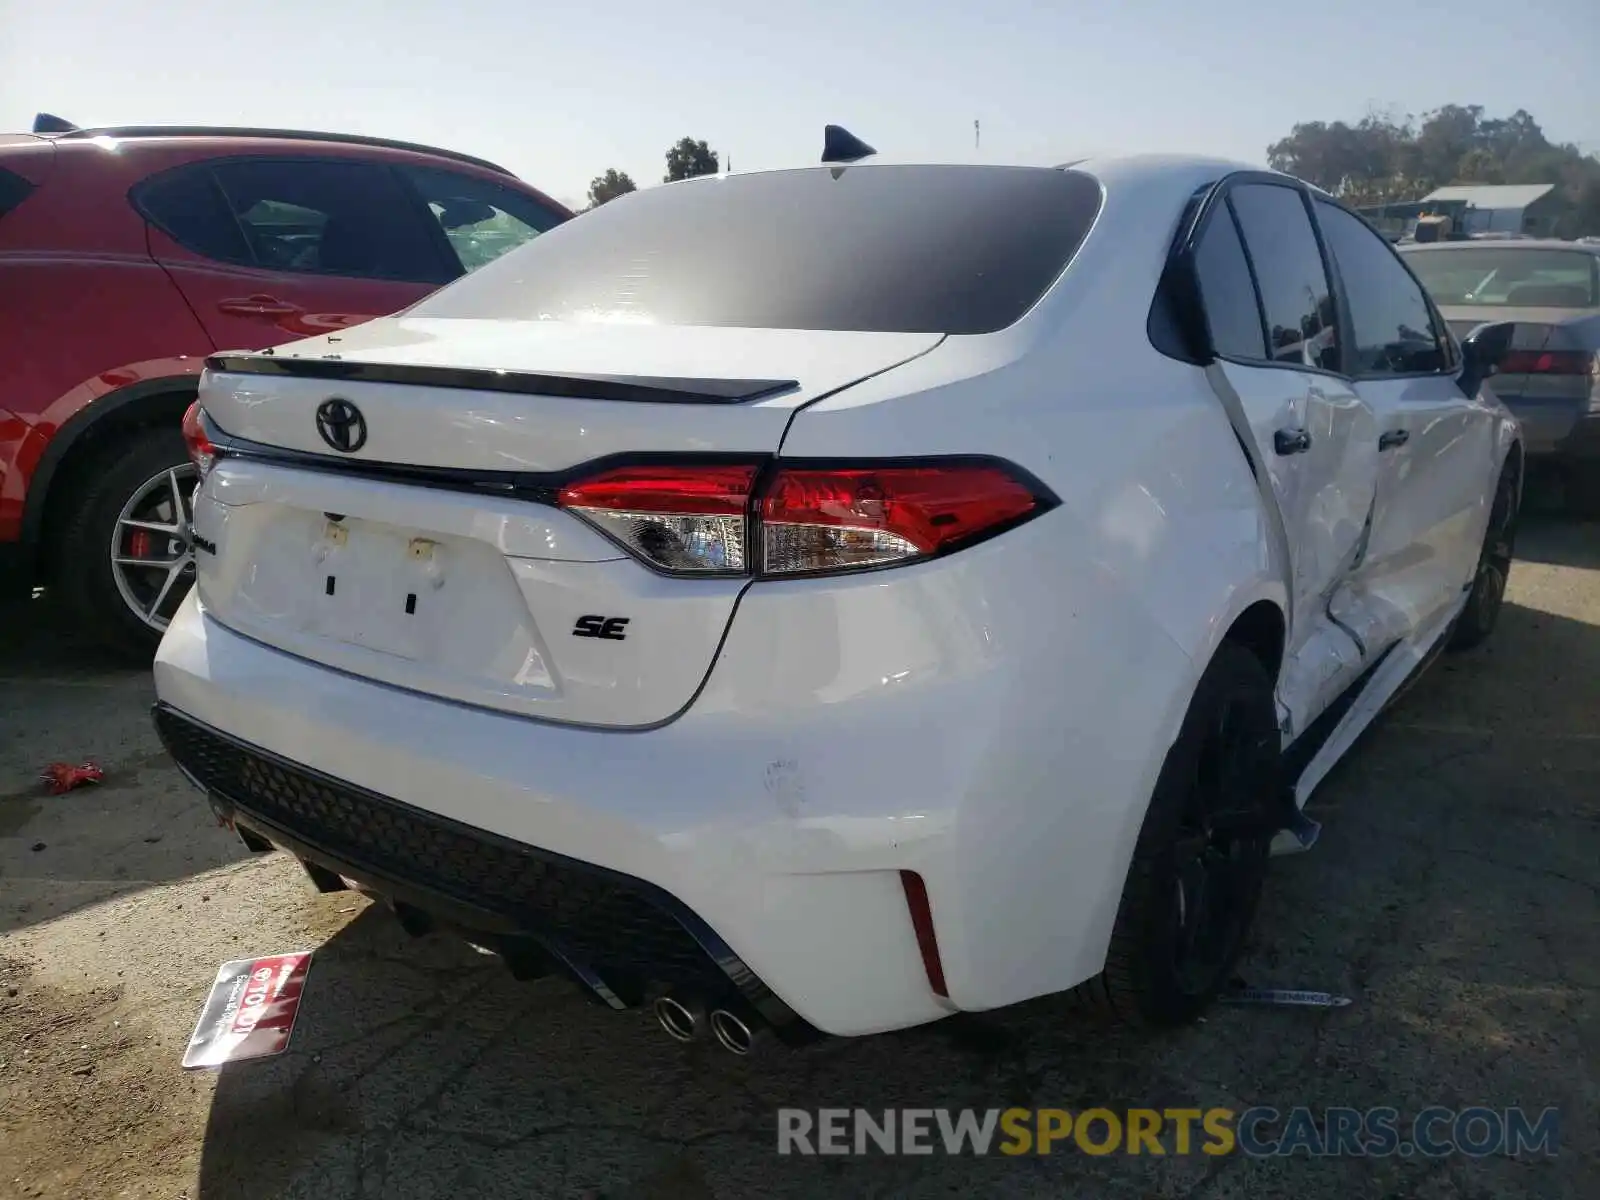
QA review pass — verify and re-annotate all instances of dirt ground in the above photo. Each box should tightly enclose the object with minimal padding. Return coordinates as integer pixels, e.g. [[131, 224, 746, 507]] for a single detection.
[[1, 506, 1596, 1200]]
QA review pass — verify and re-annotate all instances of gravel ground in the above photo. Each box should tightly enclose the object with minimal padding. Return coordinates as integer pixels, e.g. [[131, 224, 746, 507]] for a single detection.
[[1, 511, 1596, 1200]]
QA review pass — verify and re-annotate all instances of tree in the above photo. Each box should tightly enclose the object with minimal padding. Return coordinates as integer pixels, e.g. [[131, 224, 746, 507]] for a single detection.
[[586, 168, 637, 209], [663, 137, 719, 183], [1266, 105, 1600, 235]]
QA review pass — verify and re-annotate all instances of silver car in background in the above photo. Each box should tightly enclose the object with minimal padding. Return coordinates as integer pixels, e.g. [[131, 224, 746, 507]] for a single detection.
[[1401, 239, 1600, 514]]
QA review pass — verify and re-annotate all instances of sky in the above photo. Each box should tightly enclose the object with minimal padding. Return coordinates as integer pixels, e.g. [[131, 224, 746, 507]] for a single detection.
[[2, 0, 1596, 210]]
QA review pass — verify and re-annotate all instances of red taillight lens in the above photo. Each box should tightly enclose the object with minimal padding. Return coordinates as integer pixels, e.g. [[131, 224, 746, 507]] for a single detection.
[[181, 401, 217, 476], [1500, 349, 1591, 375], [558, 464, 758, 573], [759, 464, 1041, 575], [557, 458, 1049, 578]]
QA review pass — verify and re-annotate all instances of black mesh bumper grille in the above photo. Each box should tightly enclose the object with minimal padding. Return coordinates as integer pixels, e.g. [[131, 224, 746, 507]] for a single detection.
[[154, 705, 733, 990]]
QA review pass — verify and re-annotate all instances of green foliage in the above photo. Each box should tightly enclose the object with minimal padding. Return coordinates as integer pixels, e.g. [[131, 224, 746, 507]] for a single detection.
[[586, 168, 637, 210], [1267, 105, 1600, 235], [663, 137, 720, 183]]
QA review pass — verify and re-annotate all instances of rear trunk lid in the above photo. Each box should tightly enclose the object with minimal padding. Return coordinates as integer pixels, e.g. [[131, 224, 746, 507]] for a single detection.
[[193, 317, 943, 727]]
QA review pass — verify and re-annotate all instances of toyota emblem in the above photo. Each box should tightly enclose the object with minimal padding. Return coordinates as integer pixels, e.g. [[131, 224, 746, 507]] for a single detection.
[[315, 398, 367, 454]]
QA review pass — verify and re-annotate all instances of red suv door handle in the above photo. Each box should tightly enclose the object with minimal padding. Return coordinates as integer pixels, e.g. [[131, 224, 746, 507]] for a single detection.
[[218, 294, 302, 317]]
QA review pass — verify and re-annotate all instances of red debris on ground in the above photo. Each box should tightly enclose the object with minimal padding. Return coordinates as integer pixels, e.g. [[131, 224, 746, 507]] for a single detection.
[[40, 761, 105, 794]]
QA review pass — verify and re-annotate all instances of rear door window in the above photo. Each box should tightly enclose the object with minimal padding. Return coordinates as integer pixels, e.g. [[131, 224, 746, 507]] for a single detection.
[[211, 160, 452, 283], [1228, 183, 1341, 372], [138, 159, 453, 284], [411, 165, 1104, 333], [399, 165, 567, 274]]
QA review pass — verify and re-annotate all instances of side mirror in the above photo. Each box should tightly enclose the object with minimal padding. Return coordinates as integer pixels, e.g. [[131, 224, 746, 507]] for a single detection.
[[1459, 321, 1515, 395]]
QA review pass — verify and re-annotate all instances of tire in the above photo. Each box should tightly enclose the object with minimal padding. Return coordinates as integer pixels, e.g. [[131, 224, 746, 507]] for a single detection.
[[1068, 642, 1281, 1026], [1448, 459, 1519, 652], [54, 425, 197, 661]]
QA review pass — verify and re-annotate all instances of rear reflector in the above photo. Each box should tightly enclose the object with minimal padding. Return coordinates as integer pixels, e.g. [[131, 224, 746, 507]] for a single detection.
[[1500, 349, 1592, 376], [556, 459, 1051, 578], [900, 870, 949, 998]]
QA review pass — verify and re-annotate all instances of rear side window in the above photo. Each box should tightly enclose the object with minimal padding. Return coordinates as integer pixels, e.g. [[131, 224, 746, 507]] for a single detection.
[[138, 159, 454, 284], [0, 166, 37, 219], [1228, 183, 1340, 371], [137, 167, 253, 261], [1193, 204, 1268, 359], [411, 165, 1105, 334], [1315, 201, 1447, 375]]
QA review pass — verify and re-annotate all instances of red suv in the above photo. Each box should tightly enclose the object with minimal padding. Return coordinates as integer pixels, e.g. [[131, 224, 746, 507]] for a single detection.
[[0, 116, 571, 654]]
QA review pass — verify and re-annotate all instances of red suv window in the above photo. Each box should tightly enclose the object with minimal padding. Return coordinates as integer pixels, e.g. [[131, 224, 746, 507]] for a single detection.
[[135, 158, 455, 284]]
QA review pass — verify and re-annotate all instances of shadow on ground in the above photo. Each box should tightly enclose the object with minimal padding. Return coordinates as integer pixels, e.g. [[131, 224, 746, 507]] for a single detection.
[[0, 595, 249, 935]]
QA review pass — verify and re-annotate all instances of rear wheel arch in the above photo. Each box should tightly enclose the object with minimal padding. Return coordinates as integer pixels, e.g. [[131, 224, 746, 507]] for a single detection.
[[1222, 598, 1286, 681], [24, 376, 198, 577]]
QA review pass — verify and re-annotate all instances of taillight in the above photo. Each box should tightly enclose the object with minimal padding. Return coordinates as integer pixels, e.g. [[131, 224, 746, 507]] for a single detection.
[[759, 464, 1041, 575], [181, 401, 217, 477], [558, 464, 758, 574], [1500, 349, 1591, 375], [556, 459, 1051, 578]]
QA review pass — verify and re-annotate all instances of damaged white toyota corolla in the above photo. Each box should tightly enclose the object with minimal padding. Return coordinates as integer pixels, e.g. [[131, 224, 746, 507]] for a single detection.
[[153, 148, 1522, 1052]]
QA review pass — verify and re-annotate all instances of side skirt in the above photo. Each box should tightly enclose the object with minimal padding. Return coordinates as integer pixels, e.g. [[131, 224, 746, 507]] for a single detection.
[[1268, 593, 1466, 857]]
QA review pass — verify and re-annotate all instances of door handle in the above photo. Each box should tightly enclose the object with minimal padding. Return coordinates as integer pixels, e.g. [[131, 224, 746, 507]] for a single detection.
[[1378, 428, 1410, 451], [1273, 428, 1312, 456], [218, 294, 302, 317]]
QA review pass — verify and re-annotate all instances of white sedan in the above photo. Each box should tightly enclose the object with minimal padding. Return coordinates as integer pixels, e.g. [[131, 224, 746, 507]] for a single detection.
[[153, 146, 1522, 1052]]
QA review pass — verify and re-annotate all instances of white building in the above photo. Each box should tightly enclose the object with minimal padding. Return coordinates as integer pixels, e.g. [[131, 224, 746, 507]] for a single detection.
[[1420, 183, 1560, 236]]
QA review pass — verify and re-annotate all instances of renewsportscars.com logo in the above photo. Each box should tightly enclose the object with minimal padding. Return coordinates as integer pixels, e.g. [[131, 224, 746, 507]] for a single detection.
[[776, 1106, 1560, 1158]]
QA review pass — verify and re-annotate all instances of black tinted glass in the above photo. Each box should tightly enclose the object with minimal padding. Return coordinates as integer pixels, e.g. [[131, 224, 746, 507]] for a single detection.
[[0, 167, 37, 219], [136, 166, 253, 262], [1229, 184, 1339, 371], [1194, 205, 1267, 359], [399, 165, 567, 274], [1316, 202, 1446, 375], [210, 159, 451, 283], [412, 165, 1104, 333]]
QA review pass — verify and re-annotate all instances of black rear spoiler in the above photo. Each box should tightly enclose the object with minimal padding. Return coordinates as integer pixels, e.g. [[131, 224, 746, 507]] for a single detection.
[[203, 354, 799, 405]]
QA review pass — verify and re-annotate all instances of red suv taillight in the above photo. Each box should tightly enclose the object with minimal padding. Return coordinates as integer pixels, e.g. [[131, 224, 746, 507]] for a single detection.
[[558, 459, 1053, 578], [181, 401, 217, 477]]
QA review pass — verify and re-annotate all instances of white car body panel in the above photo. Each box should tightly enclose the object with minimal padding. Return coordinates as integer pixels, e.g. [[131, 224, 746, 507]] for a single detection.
[[153, 153, 1519, 1039]]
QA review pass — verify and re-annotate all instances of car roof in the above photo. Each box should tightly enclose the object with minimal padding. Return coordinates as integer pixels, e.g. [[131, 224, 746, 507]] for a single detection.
[[32, 123, 513, 177]]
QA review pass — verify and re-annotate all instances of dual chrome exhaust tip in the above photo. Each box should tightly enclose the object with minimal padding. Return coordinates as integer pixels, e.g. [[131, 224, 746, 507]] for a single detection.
[[652, 996, 757, 1055]]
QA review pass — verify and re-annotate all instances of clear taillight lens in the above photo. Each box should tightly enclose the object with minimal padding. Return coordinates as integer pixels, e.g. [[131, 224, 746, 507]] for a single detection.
[[557, 459, 1050, 578], [181, 401, 217, 477], [558, 464, 758, 574]]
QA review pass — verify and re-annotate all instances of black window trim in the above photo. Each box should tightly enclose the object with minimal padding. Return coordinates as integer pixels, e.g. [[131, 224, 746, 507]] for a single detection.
[[129, 153, 460, 286], [1158, 170, 1466, 387], [1308, 194, 1459, 385], [1181, 172, 1352, 383]]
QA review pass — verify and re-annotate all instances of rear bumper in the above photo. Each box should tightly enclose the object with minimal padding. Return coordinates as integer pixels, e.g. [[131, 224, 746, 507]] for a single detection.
[[152, 507, 1196, 1036], [1500, 399, 1600, 462]]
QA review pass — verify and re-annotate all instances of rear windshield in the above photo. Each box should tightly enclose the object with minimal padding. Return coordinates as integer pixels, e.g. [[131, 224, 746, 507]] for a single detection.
[[409, 165, 1104, 334], [1404, 247, 1600, 308], [0, 166, 37, 219]]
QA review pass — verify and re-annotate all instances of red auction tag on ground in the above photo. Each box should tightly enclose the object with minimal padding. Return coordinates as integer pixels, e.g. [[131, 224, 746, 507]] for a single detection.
[[182, 952, 314, 1069]]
